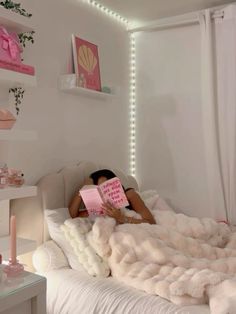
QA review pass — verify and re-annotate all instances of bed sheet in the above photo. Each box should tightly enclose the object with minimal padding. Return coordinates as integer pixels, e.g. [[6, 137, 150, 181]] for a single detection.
[[45, 268, 210, 314]]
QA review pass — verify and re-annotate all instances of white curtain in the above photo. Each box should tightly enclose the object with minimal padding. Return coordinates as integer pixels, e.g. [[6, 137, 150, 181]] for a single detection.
[[215, 5, 236, 224], [200, 5, 236, 224], [135, 25, 209, 218]]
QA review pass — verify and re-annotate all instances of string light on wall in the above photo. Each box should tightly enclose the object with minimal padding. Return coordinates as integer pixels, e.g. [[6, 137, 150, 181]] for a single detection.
[[129, 32, 136, 177], [84, 0, 129, 25], [82, 0, 136, 176]]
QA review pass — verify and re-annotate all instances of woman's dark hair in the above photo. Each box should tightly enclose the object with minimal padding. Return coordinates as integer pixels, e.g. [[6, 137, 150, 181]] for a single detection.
[[90, 169, 116, 185]]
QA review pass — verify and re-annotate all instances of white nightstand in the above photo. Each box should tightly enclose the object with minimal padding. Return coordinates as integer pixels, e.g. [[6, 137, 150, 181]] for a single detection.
[[0, 270, 46, 314]]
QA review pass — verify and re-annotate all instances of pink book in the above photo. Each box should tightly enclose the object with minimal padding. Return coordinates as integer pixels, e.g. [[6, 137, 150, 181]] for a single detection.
[[0, 59, 35, 75], [80, 177, 129, 217]]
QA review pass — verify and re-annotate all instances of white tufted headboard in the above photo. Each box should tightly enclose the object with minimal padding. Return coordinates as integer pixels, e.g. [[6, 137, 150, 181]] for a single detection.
[[11, 161, 138, 270]]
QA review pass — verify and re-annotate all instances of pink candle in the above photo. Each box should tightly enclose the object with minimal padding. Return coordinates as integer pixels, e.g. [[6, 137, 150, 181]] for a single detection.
[[10, 215, 16, 264]]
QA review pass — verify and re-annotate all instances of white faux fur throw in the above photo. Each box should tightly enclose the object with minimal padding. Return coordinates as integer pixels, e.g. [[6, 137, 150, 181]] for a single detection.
[[62, 192, 236, 314]]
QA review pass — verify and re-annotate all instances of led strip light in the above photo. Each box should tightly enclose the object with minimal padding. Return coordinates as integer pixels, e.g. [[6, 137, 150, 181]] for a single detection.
[[85, 0, 129, 25], [129, 33, 136, 176], [83, 1, 136, 176]]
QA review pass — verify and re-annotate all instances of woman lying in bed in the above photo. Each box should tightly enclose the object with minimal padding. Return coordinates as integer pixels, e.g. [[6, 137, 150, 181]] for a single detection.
[[69, 169, 155, 224]]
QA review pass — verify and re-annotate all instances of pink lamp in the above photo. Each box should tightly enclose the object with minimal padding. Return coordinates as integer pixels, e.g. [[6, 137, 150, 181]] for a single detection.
[[4, 215, 24, 277]]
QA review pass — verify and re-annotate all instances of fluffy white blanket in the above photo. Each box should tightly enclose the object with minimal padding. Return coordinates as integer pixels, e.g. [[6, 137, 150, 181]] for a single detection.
[[62, 192, 236, 314]]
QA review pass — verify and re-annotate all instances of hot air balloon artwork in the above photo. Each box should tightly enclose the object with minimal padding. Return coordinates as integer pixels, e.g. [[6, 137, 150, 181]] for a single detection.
[[72, 35, 101, 91]]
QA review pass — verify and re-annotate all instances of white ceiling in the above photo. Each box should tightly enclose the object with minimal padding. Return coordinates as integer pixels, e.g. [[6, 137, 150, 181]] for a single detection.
[[97, 0, 234, 24]]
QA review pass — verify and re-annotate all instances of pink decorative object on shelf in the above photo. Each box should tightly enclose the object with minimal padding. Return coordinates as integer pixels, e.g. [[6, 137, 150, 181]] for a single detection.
[[0, 26, 35, 76], [10, 215, 16, 264], [0, 109, 16, 129], [8, 169, 24, 187], [4, 215, 24, 277], [4, 260, 24, 277], [0, 164, 25, 189], [0, 26, 22, 64], [0, 163, 8, 188], [0, 172, 8, 188]]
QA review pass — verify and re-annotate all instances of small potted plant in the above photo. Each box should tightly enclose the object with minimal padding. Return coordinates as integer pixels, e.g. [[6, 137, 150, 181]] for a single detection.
[[9, 87, 25, 115]]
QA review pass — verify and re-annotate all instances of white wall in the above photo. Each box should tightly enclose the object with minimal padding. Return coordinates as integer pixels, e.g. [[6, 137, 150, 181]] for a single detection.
[[0, 0, 130, 184], [136, 25, 213, 218]]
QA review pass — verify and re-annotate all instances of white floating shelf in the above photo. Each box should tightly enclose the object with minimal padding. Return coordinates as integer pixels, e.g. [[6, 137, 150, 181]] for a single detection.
[[0, 185, 37, 201], [0, 130, 37, 141], [1, 236, 37, 260], [59, 75, 114, 99], [0, 68, 36, 87], [0, 6, 34, 33], [61, 86, 114, 98]]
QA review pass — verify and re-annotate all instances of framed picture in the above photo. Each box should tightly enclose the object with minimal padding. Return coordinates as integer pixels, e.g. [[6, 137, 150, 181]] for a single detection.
[[72, 35, 101, 91]]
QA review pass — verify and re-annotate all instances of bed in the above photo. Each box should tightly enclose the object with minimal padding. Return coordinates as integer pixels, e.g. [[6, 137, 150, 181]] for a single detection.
[[11, 161, 210, 314]]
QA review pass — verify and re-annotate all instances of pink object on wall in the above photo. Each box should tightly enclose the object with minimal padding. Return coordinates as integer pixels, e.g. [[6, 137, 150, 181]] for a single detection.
[[0, 109, 16, 129], [0, 27, 22, 64], [72, 35, 101, 91]]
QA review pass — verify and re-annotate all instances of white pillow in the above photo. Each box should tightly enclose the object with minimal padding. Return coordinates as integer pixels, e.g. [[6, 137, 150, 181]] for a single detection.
[[44, 208, 83, 270], [139, 190, 174, 212], [61, 217, 110, 277], [33, 240, 69, 273]]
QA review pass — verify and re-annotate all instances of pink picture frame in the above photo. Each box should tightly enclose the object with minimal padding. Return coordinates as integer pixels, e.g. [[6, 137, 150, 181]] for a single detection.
[[72, 35, 101, 91]]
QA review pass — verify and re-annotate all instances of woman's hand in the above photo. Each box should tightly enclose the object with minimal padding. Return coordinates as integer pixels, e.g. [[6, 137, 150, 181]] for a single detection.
[[78, 210, 89, 218], [101, 202, 124, 223]]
